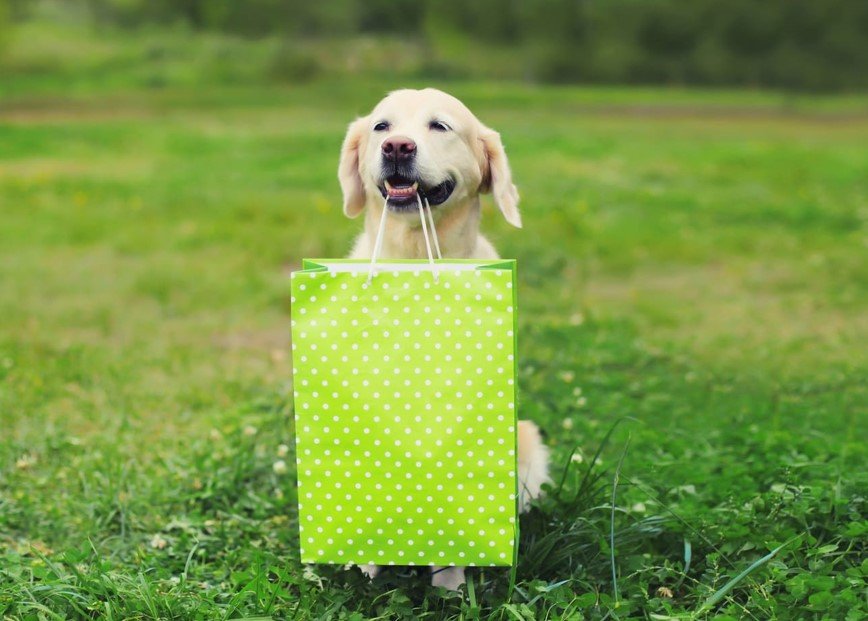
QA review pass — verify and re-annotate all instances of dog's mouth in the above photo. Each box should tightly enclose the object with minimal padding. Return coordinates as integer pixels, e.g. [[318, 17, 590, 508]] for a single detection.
[[378, 174, 455, 210]]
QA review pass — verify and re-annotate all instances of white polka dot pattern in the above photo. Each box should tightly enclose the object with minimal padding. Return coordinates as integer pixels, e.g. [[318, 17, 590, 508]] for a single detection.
[[291, 262, 518, 567]]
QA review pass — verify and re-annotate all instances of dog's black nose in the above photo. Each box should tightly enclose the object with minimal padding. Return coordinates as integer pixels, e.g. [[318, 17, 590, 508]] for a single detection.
[[381, 136, 416, 162]]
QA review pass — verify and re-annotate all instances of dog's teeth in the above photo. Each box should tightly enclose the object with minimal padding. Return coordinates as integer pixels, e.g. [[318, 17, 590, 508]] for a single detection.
[[385, 180, 419, 198]]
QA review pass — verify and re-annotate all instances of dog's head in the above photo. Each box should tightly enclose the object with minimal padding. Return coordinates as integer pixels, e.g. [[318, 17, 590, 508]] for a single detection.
[[338, 88, 521, 227]]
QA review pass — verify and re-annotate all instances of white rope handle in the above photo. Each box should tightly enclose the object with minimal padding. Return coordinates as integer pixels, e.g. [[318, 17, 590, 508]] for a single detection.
[[416, 194, 437, 281], [366, 194, 442, 284], [367, 197, 390, 283], [425, 197, 442, 260]]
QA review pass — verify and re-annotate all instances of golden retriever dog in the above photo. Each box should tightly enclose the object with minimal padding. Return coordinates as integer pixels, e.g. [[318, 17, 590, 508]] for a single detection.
[[337, 88, 550, 590]]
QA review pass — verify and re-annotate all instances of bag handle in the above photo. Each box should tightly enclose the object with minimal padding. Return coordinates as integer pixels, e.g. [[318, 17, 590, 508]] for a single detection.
[[423, 195, 443, 260], [367, 195, 442, 283]]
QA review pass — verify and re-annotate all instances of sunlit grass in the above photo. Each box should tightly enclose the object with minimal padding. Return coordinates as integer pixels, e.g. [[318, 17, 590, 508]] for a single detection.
[[1, 22, 866, 619]]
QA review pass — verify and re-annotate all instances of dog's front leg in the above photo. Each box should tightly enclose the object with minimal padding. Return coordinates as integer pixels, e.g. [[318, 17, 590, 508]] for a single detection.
[[431, 565, 466, 590], [359, 563, 380, 580]]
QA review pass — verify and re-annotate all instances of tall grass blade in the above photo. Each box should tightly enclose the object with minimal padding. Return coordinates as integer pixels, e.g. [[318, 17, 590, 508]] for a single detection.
[[694, 539, 796, 615], [610, 434, 631, 604], [674, 539, 691, 590], [573, 417, 637, 503]]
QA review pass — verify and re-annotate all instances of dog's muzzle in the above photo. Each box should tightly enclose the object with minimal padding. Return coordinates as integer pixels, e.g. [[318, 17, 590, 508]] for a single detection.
[[378, 174, 456, 210], [377, 135, 455, 209]]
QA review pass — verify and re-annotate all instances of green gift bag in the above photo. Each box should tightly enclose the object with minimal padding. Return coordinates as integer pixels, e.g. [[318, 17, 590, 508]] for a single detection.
[[291, 259, 518, 567]]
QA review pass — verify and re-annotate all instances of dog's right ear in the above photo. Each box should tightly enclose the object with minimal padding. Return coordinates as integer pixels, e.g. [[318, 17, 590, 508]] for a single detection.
[[338, 116, 369, 218]]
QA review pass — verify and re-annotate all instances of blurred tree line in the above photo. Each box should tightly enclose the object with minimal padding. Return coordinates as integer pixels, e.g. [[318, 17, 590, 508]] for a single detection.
[[4, 0, 867, 91]]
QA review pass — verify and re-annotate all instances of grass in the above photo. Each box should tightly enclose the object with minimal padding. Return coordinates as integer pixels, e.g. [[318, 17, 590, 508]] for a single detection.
[[1, 16, 867, 620]]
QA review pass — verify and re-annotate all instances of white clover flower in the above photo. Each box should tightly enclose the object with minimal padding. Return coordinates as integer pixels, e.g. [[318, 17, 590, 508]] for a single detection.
[[273, 460, 288, 475], [15, 454, 36, 470], [570, 453, 584, 464], [243, 425, 258, 437], [277, 443, 290, 457], [150, 534, 167, 550], [576, 396, 587, 407], [572, 386, 583, 397], [562, 418, 574, 431], [558, 370, 575, 383]]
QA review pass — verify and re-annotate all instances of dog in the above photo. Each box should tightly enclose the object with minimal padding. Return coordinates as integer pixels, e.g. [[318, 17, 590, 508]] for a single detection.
[[337, 88, 550, 590]]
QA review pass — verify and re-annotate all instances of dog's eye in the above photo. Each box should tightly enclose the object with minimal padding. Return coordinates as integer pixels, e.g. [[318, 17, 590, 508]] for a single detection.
[[429, 120, 451, 132], [373, 121, 390, 132]]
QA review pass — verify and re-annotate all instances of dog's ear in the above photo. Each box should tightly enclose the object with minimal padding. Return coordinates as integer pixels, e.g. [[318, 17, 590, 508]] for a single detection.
[[338, 116, 369, 218], [479, 126, 521, 228]]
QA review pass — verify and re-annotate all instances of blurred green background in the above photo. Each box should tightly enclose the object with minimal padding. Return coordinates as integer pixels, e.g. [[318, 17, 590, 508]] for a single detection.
[[0, 1, 866, 618], [3, 0, 868, 92]]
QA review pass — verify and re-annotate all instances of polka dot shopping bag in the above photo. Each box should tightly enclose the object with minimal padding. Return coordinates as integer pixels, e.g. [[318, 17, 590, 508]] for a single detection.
[[290, 258, 519, 567]]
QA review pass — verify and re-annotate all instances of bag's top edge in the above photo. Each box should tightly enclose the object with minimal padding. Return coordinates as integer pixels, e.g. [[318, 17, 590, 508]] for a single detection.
[[302, 258, 516, 264], [298, 258, 516, 273]]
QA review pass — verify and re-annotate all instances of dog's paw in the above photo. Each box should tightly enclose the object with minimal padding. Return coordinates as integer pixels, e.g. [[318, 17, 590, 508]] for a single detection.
[[431, 566, 466, 590], [359, 563, 380, 580]]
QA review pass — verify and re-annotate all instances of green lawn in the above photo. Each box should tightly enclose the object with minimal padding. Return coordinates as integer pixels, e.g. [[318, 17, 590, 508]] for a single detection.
[[1, 29, 867, 619]]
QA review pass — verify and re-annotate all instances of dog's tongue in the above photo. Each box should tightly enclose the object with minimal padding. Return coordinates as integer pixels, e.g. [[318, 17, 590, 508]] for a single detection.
[[385, 180, 418, 198]]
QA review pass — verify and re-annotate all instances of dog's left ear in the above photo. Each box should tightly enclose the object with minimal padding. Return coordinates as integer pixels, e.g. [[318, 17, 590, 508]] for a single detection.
[[479, 126, 521, 228], [338, 116, 369, 218]]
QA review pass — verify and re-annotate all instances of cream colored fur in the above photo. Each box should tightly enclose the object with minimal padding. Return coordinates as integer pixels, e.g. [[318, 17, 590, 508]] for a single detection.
[[338, 88, 550, 590]]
